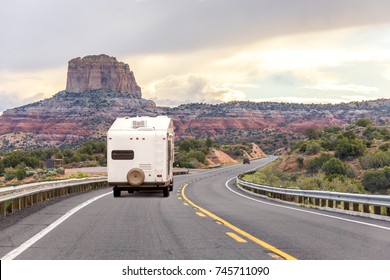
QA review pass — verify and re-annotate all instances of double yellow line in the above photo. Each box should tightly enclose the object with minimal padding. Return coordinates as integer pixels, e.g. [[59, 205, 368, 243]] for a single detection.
[[181, 183, 298, 260]]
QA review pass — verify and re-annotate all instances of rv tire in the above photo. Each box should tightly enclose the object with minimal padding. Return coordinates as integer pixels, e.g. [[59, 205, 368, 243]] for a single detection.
[[169, 179, 173, 191], [163, 188, 170, 197], [127, 168, 145, 186], [113, 187, 121, 197]]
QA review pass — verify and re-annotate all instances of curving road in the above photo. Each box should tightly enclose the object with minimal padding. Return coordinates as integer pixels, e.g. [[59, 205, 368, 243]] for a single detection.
[[0, 158, 389, 260]]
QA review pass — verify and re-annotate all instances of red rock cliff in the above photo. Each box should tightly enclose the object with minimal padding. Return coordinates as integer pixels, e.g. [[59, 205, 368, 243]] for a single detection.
[[66, 54, 142, 97]]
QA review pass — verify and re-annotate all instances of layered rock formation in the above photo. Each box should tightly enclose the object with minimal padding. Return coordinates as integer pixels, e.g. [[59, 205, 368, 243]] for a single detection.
[[66, 54, 142, 98], [0, 54, 389, 151]]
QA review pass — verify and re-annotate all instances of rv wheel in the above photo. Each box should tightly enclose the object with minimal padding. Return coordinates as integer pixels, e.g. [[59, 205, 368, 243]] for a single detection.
[[127, 168, 145, 186], [169, 179, 173, 191], [163, 188, 170, 197], [113, 187, 121, 197]]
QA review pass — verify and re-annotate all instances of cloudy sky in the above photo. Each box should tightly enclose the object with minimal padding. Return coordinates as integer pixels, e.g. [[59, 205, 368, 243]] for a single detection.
[[1, 0, 390, 112]]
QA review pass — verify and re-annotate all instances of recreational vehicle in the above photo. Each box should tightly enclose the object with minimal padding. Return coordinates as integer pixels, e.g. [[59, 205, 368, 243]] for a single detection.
[[107, 116, 174, 197]]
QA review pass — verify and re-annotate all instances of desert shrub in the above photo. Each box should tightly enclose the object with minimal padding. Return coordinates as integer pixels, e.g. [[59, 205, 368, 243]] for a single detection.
[[4, 168, 15, 181], [296, 172, 363, 193], [322, 126, 342, 135], [362, 169, 389, 193], [306, 153, 333, 174], [322, 158, 347, 177], [15, 163, 27, 180], [360, 150, 390, 169], [379, 143, 390, 151], [354, 118, 373, 127], [304, 128, 321, 140], [296, 156, 304, 168], [335, 137, 365, 159], [187, 150, 206, 163], [305, 141, 321, 155]]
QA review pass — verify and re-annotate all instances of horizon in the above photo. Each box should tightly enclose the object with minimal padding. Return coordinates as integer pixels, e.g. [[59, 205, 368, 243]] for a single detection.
[[1, 89, 389, 116], [2, 1, 390, 112]]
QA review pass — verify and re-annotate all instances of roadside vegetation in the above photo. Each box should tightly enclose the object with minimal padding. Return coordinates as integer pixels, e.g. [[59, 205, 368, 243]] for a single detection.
[[242, 118, 390, 194], [174, 138, 213, 168], [0, 140, 106, 186]]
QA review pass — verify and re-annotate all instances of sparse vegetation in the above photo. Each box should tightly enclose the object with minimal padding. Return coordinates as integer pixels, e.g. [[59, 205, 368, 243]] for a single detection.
[[243, 118, 390, 194], [0, 140, 107, 186]]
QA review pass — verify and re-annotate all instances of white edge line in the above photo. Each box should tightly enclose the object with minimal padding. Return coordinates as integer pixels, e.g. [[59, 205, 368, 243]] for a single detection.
[[1, 191, 112, 260], [225, 177, 390, 231]]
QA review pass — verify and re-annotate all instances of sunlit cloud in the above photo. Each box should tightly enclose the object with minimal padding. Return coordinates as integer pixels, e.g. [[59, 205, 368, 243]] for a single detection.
[[302, 83, 379, 93]]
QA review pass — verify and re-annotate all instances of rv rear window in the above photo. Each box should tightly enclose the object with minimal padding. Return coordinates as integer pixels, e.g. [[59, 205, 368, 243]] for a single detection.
[[112, 150, 134, 160]]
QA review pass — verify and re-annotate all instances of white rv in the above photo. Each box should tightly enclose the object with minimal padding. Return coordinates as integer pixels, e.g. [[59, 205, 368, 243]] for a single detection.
[[107, 116, 174, 197]]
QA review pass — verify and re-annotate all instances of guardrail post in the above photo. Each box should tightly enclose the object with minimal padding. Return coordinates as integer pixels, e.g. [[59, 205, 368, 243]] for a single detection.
[[353, 203, 359, 212], [387, 207, 390, 216], [328, 200, 334, 208], [344, 202, 349, 211], [12, 198, 20, 212], [363, 204, 370, 213], [1, 202, 6, 216]]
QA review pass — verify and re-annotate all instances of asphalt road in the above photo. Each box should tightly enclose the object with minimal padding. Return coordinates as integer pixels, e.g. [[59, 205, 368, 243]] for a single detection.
[[0, 158, 389, 260]]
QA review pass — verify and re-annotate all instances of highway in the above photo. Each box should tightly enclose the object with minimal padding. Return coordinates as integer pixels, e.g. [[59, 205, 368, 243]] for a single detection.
[[0, 158, 389, 260]]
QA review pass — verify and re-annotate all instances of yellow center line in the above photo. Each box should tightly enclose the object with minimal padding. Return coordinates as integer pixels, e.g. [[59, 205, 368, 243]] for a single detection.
[[181, 183, 298, 260], [196, 212, 207, 217], [226, 232, 247, 243]]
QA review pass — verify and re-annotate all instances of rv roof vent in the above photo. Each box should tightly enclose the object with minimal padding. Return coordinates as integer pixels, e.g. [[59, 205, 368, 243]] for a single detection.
[[133, 120, 147, 128]]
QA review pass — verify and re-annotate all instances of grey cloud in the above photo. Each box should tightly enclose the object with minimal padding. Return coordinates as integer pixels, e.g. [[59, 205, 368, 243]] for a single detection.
[[2, 0, 390, 71]]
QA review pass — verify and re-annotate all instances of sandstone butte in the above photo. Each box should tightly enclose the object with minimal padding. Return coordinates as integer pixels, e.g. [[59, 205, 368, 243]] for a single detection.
[[0, 54, 155, 146], [66, 54, 142, 97]]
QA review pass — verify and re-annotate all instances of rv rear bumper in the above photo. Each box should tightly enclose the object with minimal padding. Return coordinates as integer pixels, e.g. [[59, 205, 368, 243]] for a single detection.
[[109, 181, 170, 190]]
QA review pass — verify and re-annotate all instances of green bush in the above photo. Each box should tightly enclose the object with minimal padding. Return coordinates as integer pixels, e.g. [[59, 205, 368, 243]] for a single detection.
[[306, 153, 333, 174], [187, 150, 206, 163], [335, 137, 365, 159], [354, 118, 373, 127], [305, 141, 321, 155], [5, 168, 16, 181], [322, 158, 347, 177], [362, 169, 389, 193], [15, 164, 27, 180], [379, 143, 390, 151], [360, 150, 390, 169]]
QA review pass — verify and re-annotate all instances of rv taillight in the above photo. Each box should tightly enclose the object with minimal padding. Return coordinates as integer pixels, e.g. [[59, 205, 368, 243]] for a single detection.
[[109, 138, 112, 140], [157, 174, 162, 177], [130, 138, 133, 140]]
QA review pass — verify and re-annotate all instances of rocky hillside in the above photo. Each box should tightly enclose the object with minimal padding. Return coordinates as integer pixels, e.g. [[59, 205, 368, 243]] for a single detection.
[[0, 54, 389, 152], [243, 119, 390, 194]]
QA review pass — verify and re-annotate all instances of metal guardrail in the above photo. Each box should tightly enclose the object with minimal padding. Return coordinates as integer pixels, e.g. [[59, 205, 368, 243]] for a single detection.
[[0, 168, 203, 217], [237, 177, 390, 217], [0, 177, 108, 216]]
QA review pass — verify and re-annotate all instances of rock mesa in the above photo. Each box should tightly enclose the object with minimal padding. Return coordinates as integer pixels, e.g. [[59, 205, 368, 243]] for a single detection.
[[66, 54, 142, 97]]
